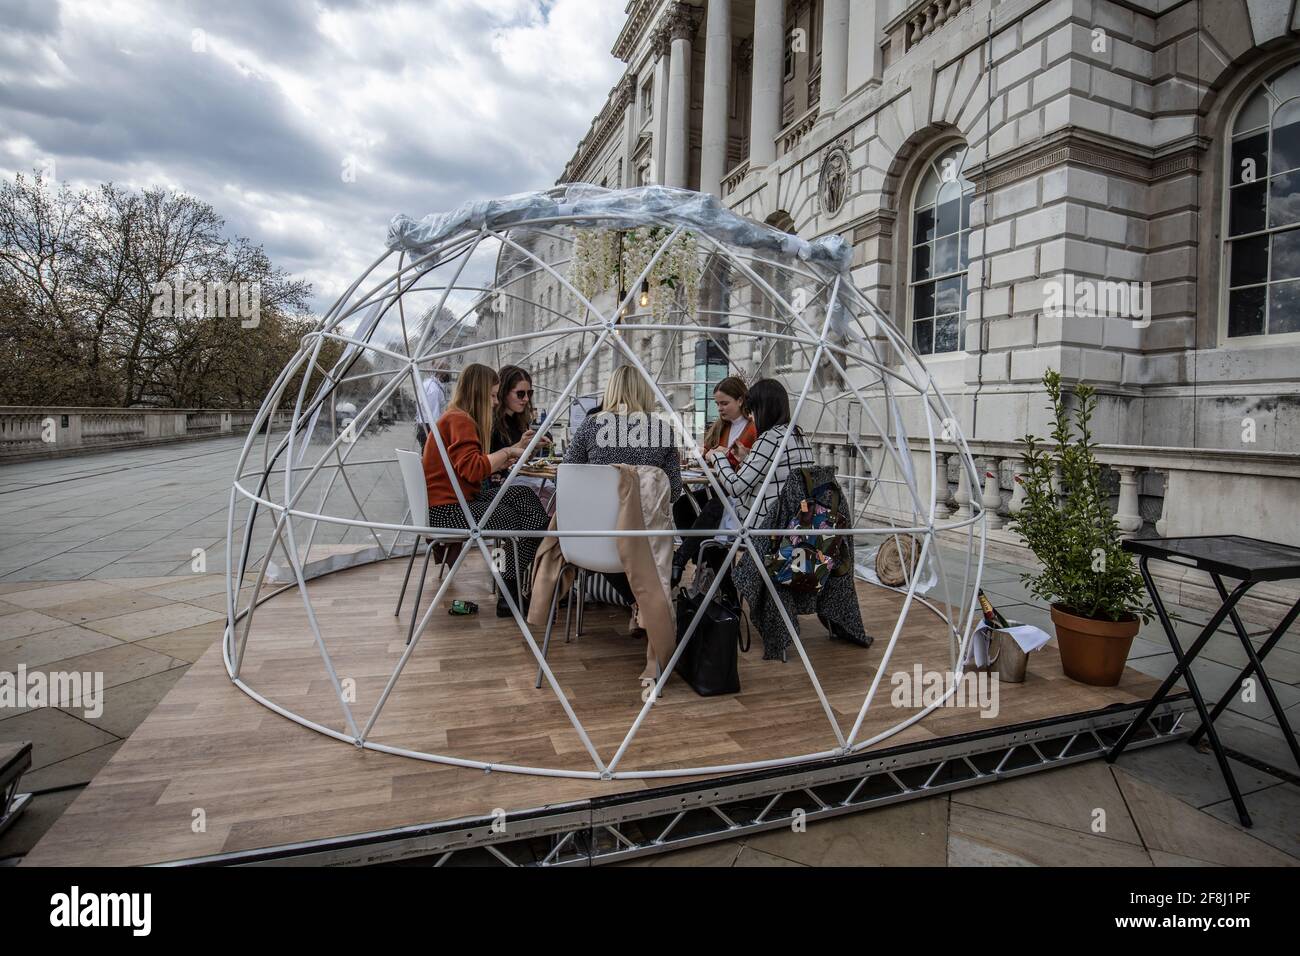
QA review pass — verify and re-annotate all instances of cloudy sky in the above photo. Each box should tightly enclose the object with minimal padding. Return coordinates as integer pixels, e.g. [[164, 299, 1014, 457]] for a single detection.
[[0, 0, 625, 315]]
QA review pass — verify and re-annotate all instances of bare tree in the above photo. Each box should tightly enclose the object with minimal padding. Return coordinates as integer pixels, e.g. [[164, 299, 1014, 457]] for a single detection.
[[0, 172, 314, 409]]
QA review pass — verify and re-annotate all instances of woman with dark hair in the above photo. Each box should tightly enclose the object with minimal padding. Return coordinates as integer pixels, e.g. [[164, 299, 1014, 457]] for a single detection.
[[671, 376, 757, 583], [423, 363, 550, 617], [716, 378, 815, 527], [491, 365, 535, 452]]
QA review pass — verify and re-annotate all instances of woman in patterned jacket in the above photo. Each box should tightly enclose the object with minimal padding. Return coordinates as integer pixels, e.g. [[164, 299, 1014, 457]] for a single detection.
[[717, 378, 815, 527]]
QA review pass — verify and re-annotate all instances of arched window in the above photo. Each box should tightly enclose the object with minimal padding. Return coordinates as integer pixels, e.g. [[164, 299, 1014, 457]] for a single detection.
[[908, 144, 975, 357], [1223, 61, 1300, 342]]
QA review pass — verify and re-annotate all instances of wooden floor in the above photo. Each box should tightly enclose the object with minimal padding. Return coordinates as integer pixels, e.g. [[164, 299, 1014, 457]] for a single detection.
[[24, 553, 1165, 866]]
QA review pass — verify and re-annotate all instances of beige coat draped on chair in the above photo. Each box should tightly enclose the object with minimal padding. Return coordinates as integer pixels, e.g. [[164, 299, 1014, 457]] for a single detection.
[[528, 464, 675, 681]]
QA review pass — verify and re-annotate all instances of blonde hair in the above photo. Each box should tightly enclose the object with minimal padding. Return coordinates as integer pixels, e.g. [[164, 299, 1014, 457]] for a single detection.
[[601, 365, 654, 416], [446, 363, 497, 449]]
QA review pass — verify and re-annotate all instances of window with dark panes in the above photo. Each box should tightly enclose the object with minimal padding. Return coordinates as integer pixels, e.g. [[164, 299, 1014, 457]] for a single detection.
[[1225, 63, 1300, 340], [909, 145, 975, 356]]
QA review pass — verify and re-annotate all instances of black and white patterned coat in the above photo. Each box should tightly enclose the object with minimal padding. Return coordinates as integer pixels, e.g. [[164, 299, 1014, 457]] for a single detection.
[[733, 465, 872, 660], [717, 423, 815, 527]]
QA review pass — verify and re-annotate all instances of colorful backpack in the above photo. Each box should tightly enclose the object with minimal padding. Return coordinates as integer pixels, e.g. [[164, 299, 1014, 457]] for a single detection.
[[762, 470, 852, 593]]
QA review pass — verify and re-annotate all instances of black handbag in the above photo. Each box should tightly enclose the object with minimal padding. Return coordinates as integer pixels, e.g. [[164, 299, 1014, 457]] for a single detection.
[[674, 589, 749, 696]]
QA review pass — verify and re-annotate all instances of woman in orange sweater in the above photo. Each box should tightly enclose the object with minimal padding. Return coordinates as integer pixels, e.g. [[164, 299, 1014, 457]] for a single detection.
[[671, 376, 757, 583], [423, 364, 549, 617]]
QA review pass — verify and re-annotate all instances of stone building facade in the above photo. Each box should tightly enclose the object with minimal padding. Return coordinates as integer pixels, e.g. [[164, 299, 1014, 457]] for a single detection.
[[476, 0, 1300, 619]]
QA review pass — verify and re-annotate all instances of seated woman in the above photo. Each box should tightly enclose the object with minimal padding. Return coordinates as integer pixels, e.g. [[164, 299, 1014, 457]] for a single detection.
[[717, 378, 867, 658], [489, 365, 552, 502], [716, 378, 815, 527], [422, 363, 549, 618], [490, 365, 534, 454], [565, 365, 682, 499], [671, 376, 756, 583], [563, 365, 682, 603]]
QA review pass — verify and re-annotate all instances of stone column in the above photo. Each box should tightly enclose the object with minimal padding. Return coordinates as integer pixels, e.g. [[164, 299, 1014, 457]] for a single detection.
[[846, 0, 886, 93], [664, 6, 696, 188], [652, 29, 671, 184], [700, 0, 731, 196], [818, 0, 849, 118], [619, 74, 637, 186], [980, 458, 1003, 530], [933, 452, 952, 519], [1007, 464, 1028, 518], [749, 0, 784, 168], [1114, 466, 1143, 538], [1154, 470, 1171, 537], [651, 330, 667, 382], [953, 460, 972, 520]]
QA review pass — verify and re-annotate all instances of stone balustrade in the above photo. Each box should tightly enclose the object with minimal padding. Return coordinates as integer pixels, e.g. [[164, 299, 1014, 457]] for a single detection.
[[721, 159, 750, 198], [900, 0, 974, 49], [778, 105, 820, 157], [0, 406, 290, 462], [803, 430, 1300, 626]]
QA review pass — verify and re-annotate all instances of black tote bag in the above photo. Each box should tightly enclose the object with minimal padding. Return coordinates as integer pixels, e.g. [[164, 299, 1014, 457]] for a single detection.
[[674, 590, 748, 696]]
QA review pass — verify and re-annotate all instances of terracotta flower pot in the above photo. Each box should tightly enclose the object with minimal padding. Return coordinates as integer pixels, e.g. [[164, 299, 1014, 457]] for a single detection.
[[1050, 604, 1139, 686]]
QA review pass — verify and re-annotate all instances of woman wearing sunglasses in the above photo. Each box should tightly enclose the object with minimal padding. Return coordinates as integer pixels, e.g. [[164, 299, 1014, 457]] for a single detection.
[[491, 365, 536, 454]]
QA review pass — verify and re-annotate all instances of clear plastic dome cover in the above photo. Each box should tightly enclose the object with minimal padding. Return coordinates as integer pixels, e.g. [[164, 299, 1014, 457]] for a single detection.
[[223, 184, 990, 780]]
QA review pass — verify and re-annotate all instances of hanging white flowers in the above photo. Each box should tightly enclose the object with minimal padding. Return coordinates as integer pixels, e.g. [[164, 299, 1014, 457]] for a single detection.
[[569, 225, 699, 324]]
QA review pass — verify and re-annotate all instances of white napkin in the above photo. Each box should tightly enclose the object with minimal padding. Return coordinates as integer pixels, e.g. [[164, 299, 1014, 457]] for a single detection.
[[969, 621, 1051, 666]]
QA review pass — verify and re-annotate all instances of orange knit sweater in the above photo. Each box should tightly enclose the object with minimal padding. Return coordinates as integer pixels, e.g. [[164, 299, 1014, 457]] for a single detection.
[[708, 418, 757, 471], [422, 409, 493, 507]]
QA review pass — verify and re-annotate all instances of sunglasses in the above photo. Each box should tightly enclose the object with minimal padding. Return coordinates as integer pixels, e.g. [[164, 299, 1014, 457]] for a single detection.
[[512, 388, 534, 400]]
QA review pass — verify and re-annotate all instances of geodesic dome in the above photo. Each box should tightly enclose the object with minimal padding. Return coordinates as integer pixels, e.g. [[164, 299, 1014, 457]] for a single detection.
[[223, 184, 990, 781]]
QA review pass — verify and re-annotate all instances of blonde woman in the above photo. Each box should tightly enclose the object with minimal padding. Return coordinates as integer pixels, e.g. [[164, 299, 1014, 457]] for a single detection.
[[562, 365, 682, 607], [423, 363, 549, 616], [563, 364, 682, 501]]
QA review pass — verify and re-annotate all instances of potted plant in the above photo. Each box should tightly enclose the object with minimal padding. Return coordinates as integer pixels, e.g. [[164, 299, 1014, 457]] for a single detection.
[[1009, 369, 1152, 686]]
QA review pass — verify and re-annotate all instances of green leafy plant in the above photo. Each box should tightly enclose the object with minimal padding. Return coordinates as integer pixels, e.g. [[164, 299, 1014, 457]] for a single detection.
[[570, 226, 699, 323], [1009, 369, 1152, 623]]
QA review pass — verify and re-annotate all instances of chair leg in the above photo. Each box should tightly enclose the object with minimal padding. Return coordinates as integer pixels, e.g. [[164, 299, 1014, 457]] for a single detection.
[[535, 564, 568, 689], [563, 574, 574, 643], [512, 540, 528, 600], [394, 539, 420, 617], [576, 570, 587, 638], [404, 541, 435, 646]]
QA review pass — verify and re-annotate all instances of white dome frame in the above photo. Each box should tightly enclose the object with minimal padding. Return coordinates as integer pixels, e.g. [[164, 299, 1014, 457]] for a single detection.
[[222, 184, 990, 781]]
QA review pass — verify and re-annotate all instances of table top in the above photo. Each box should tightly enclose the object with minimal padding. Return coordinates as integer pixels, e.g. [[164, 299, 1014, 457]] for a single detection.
[[1122, 535, 1300, 583], [517, 463, 558, 478], [519, 463, 712, 486]]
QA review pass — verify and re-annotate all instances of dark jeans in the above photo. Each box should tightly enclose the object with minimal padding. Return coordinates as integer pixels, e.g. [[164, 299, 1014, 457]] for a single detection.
[[416, 423, 431, 450], [675, 492, 725, 567]]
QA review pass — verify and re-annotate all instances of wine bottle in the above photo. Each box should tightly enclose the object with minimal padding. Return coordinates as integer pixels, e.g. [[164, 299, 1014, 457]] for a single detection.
[[978, 589, 1010, 629]]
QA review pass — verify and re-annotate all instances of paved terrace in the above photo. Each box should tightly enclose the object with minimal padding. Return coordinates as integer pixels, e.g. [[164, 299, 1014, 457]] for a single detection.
[[0, 436, 1296, 865]]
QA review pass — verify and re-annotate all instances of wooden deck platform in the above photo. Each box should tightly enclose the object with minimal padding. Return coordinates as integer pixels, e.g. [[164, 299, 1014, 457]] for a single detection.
[[24, 553, 1165, 866]]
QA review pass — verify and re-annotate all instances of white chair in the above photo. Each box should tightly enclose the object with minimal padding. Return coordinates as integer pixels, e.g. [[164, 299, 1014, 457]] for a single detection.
[[393, 449, 461, 645], [534, 464, 624, 687]]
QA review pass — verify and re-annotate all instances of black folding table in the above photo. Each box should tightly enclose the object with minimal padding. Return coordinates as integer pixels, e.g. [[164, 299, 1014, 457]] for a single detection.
[[1106, 535, 1300, 827]]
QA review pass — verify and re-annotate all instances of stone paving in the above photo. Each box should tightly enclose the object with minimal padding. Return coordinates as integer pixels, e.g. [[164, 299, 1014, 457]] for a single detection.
[[0, 438, 1296, 865]]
